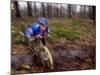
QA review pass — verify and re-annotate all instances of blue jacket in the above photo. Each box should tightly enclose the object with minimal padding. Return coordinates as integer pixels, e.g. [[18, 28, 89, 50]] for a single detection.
[[24, 22, 48, 38]]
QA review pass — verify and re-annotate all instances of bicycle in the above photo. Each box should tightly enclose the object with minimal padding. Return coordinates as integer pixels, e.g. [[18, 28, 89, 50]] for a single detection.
[[17, 31, 54, 70], [28, 38, 54, 70]]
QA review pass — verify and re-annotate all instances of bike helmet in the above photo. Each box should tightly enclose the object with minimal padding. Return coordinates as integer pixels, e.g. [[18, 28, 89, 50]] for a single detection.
[[37, 17, 48, 27]]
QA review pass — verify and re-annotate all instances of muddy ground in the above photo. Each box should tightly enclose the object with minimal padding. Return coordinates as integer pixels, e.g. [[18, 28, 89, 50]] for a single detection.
[[11, 41, 95, 74]]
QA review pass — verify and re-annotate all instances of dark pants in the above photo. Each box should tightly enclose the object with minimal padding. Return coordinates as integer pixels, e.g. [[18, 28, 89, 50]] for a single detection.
[[41, 37, 46, 45]]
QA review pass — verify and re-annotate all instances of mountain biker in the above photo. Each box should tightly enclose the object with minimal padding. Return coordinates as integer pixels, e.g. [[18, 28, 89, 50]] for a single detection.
[[24, 17, 49, 46]]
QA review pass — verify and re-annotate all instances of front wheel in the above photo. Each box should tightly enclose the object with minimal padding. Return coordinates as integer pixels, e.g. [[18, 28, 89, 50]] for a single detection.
[[40, 46, 54, 70]]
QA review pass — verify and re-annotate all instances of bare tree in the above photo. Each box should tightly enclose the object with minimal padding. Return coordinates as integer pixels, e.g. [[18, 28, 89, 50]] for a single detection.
[[92, 6, 96, 25], [56, 3, 59, 18], [34, 2, 37, 17], [47, 3, 51, 18], [83, 5, 87, 18], [41, 3, 46, 17], [60, 4, 62, 18], [67, 4, 72, 18], [80, 5, 85, 18], [27, 2, 32, 17], [14, 1, 20, 17], [11, 2, 15, 18], [71, 5, 77, 18], [91, 6, 96, 20]]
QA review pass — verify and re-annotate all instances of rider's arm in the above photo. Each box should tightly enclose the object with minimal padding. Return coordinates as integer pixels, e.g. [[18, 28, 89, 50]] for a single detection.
[[44, 27, 51, 37], [24, 27, 34, 42]]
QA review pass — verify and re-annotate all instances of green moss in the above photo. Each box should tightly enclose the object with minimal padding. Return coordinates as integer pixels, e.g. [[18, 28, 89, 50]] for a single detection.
[[52, 26, 80, 40]]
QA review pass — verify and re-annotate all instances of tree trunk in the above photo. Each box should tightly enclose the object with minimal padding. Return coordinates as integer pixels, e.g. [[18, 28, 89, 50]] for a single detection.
[[92, 6, 96, 26], [34, 2, 37, 17], [47, 3, 50, 18], [92, 6, 96, 20], [60, 4, 62, 18], [14, 1, 20, 17], [83, 5, 86, 18], [41, 3, 45, 17], [27, 2, 32, 17], [89, 6, 92, 19], [56, 3, 59, 18], [68, 4, 71, 18]]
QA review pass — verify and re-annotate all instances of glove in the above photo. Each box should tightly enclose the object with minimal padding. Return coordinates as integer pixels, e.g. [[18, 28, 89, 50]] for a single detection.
[[36, 34, 42, 39]]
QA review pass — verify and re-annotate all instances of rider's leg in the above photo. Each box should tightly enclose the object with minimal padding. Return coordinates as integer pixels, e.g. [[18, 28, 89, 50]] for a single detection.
[[41, 37, 46, 46]]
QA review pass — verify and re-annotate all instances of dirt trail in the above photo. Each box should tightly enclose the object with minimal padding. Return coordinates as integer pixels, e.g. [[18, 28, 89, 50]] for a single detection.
[[52, 45, 95, 71], [11, 43, 95, 74]]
